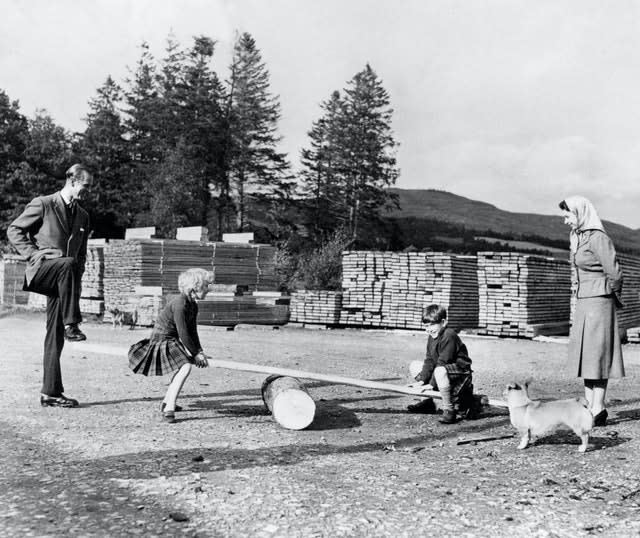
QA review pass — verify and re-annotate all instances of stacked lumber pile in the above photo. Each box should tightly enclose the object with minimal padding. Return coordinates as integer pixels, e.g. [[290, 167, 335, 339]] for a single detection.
[[0, 255, 28, 305], [611, 253, 640, 329], [103, 239, 279, 325], [102, 287, 164, 327], [212, 243, 278, 290], [80, 240, 105, 315], [477, 252, 571, 338], [340, 251, 479, 330], [289, 291, 343, 325], [627, 327, 640, 344], [197, 292, 289, 327]]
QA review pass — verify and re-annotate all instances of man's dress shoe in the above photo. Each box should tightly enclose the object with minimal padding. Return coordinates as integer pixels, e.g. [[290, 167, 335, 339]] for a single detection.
[[40, 394, 79, 408], [64, 325, 86, 342]]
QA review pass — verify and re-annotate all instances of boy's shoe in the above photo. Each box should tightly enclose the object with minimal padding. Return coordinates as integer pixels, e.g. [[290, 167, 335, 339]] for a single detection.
[[162, 411, 176, 424], [407, 398, 436, 414], [439, 409, 457, 424]]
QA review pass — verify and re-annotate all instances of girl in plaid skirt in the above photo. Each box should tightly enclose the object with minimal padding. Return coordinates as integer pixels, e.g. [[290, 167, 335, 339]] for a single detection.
[[128, 268, 214, 423]]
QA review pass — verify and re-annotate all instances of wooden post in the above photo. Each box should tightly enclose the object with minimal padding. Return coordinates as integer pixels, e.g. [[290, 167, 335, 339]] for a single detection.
[[261, 375, 316, 430]]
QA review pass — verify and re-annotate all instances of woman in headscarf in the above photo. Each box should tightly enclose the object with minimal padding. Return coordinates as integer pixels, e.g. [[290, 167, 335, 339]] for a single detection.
[[559, 195, 624, 427]]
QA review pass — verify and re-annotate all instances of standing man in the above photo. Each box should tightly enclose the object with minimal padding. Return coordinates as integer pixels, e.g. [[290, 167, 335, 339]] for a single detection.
[[7, 164, 93, 408]]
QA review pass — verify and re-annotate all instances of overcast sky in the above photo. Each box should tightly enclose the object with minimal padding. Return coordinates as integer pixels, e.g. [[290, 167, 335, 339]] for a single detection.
[[3, 0, 640, 228]]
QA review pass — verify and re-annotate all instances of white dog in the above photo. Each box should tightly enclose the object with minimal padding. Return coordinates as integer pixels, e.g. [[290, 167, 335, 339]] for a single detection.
[[504, 381, 593, 453]]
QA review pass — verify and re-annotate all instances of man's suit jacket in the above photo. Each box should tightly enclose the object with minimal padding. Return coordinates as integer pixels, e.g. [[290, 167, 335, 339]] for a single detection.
[[7, 192, 90, 288]]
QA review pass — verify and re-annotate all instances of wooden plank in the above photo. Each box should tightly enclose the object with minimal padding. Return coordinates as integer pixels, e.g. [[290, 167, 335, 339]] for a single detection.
[[68, 342, 508, 407]]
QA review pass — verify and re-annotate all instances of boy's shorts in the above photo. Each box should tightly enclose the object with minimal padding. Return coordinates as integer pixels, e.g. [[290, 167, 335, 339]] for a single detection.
[[430, 366, 473, 408]]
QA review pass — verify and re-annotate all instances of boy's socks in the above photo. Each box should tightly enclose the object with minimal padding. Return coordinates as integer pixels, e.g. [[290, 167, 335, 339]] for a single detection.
[[439, 382, 453, 412]]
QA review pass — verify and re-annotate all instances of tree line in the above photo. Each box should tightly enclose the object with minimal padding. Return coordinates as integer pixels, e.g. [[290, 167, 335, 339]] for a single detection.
[[0, 32, 399, 253]]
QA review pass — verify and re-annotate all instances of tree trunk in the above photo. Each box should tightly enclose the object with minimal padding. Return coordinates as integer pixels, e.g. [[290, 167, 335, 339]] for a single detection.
[[261, 375, 316, 430]]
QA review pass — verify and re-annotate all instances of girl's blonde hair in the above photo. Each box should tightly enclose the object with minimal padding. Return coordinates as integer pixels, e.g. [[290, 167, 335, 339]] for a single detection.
[[178, 268, 214, 295]]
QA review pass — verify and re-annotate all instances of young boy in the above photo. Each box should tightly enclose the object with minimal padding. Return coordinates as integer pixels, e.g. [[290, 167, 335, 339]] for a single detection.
[[407, 304, 473, 424]]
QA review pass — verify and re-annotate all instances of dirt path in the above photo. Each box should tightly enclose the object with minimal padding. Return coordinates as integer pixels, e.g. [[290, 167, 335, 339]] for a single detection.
[[1, 312, 640, 537]]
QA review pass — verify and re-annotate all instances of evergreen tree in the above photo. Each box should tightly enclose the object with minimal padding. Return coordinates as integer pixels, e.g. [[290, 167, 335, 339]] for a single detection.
[[123, 42, 163, 225], [300, 65, 399, 244], [341, 64, 399, 241], [0, 90, 29, 240], [300, 90, 348, 238], [78, 76, 132, 237], [179, 36, 227, 234], [2, 110, 74, 243], [225, 32, 290, 232]]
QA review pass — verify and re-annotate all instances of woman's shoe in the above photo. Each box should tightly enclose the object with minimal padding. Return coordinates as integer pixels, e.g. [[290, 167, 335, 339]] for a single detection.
[[593, 409, 608, 427], [162, 411, 176, 424], [161, 402, 183, 412]]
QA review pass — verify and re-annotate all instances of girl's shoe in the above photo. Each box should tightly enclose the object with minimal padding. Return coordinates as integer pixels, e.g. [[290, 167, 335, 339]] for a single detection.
[[593, 409, 608, 427], [162, 411, 176, 424], [161, 402, 183, 412]]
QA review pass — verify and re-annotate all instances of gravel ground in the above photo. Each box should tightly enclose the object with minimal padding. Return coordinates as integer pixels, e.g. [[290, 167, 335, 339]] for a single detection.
[[1, 310, 640, 537]]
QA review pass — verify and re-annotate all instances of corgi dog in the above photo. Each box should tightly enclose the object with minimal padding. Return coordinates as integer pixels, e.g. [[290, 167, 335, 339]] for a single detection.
[[504, 381, 592, 453], [108, 307, 138, 330]]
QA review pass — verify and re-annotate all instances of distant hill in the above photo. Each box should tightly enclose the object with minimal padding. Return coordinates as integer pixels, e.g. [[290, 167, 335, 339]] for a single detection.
[[387, 188, 640, 255]]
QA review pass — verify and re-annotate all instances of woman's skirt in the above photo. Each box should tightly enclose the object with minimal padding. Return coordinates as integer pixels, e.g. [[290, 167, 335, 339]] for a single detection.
[[128, 337, 193, 376], [569, 295, 624, 379]]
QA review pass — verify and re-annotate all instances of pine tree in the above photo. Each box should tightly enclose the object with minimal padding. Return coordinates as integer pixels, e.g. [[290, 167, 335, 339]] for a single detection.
[[300, 65, 399, 244], [123, 42, 163, 225], [225, 32, 290, 232], [179, 36, 227, 233], [0, 90, 29, 239], [341, 64, 399, 241], [77, 75, 132, 236], [300, 90, 348, 238]]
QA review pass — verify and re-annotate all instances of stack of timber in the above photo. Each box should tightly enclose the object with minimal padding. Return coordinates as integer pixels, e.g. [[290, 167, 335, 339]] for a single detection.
[[103, 239, 279, 324], [570, 252, 640, 331], [627, 326, 640, 344], [102, 286, 164, 327], [80, 240, 105, 315], [212, 243, 279, 291], [0, 255, 28, 306], [197, 291, 289, 327], [339, 251, 479, 330], [289, 291, 343, 325], [477, 252, 571, 338]]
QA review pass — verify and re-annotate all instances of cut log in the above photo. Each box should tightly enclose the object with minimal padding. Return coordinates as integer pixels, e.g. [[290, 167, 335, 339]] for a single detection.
[[68, 342, 508, 407], [261, 375, 316, 430]]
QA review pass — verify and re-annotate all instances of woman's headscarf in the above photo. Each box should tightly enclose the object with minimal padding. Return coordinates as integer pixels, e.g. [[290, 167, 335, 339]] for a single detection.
[[561, 195, 606, 253]]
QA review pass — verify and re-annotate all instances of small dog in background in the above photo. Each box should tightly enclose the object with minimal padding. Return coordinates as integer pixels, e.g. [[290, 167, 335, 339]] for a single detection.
[[504, 381, 593, 453], [108, 307, 138, 330]]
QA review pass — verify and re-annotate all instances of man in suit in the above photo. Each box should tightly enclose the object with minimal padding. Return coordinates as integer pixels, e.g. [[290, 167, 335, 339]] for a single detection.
[[7, 164, 93, 408]]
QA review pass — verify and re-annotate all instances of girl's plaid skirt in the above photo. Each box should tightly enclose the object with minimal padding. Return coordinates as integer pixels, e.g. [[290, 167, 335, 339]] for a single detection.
[[128, 337, 193, 376]]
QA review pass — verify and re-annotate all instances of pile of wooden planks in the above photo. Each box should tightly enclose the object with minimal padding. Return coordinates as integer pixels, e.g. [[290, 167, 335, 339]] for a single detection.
[[0, 255, 28, 305], [477, 252, 571, 338], [289, 291, 343, 325], [103, 239, 279, 326], [197, 292, 289, 327], [340, 251, 479, 330], [80, 240, 105, 315], [627, 326, 640, 344]]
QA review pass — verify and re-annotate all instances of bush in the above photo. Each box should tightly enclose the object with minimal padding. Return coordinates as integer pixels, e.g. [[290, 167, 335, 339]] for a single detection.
[[285, 229, 353, 291]]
